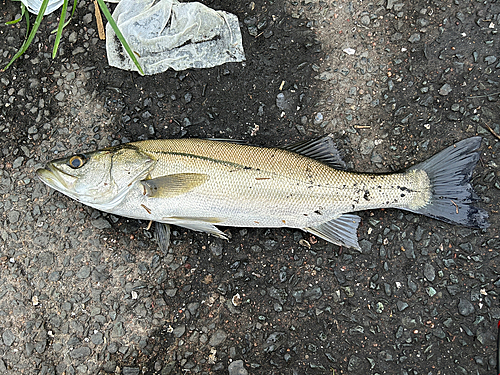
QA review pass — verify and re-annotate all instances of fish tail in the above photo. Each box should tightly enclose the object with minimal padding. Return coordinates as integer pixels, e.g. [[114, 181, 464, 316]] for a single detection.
[[407, 137, 489, 229]]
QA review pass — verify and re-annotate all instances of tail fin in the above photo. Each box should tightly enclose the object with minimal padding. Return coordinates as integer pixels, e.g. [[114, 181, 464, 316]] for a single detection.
[[407, 137, 489, 229]]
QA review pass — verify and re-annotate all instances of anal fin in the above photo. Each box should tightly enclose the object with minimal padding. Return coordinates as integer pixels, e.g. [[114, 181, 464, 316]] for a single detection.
[[304, 214, 361, 249]]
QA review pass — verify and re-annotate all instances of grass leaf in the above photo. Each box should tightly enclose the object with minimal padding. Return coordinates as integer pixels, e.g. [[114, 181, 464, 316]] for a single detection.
[[52, 0, 69, 58], [95, 0, 144, 75], [25, 3, 30, 37], [51, 0, 78, 34], [2, 0, 49, 71], [5, 2, 25, 25], [70, 0, 78, 18]]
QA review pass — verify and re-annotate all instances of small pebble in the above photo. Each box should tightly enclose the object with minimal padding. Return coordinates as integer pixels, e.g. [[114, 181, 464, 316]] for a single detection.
[[424, 263, 436, 282], [2, 330, 15, 346], [408, 33, 421, 43], [458, 298, 474, 316], [439, 83, 452, 96], [313, 112, 323, 125], [228, 360, 248, 375], [209, 329, 227, 346]]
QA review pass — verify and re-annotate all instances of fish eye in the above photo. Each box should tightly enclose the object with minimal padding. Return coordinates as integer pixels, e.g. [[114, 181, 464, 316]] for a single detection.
[[68, 155, 86, 169]]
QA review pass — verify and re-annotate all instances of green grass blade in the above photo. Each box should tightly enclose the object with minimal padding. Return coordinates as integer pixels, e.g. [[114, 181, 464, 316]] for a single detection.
[[2, 0, 49, 71], [70, 0, 78, 18], [96, 0, 144, 75], [52, 0, 69, 58], [51, 0, 78, 33], [25, 3, 30, 37], [6, 3, 24, 25], [5, 2, 25, 26], [5, 17, 22, 25]]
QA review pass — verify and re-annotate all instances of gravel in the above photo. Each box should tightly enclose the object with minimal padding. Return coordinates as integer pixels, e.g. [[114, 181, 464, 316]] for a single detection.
[[0, 0, 498, 373], [458, 298, 475, 317]]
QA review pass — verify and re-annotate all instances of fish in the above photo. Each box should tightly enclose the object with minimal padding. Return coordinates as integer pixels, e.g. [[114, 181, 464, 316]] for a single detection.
[[36, 135, 489, 250]]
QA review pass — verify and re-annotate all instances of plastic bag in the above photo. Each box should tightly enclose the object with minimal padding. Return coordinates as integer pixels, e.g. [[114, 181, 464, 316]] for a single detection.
[[20, 0, 64, 15], [106, 0, 245, 74]]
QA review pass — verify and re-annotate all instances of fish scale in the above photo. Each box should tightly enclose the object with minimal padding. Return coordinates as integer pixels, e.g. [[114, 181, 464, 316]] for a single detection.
[[36, 136, 489, 249], [127, 139, 428, 227]]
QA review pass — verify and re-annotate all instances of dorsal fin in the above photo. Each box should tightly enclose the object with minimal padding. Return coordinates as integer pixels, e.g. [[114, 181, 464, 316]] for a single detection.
[[207, 138, 249, 145], [284, 134, 346, 170]]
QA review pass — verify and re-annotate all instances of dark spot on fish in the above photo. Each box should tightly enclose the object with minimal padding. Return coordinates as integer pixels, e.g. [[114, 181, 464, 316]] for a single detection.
[[398, 186, 414, 193], [377, 185, 382, 189], [370, 176, 375, 179], [363, 191, 370, 201], [303, 213, 308, 216], [244, 166, 251, 170], [342, 184, 346, 188], [352, 204, 356, 210], [401, 193, 406, 197], [255, 177, 270, 180], [314, 210, 322, 215]]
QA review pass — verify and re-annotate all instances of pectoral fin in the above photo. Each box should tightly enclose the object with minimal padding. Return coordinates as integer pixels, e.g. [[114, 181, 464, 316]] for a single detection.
[[141, 173, 208, 198], [304, 214, 361, 249]]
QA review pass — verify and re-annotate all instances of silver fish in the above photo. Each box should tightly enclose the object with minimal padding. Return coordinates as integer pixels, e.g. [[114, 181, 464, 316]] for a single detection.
[[36, 136, 488, 249]]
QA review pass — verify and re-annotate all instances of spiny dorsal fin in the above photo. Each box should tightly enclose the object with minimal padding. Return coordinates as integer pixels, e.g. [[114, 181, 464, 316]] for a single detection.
[[284, 134, 346, 170], [141, 173, 208, 198], [207, 138, 249, 145]]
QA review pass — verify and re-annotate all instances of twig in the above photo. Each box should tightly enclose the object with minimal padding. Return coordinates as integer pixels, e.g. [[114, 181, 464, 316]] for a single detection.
[[465, 91, 500, 99], [483, 122, 500, 141], [94, 0, 105, 40]]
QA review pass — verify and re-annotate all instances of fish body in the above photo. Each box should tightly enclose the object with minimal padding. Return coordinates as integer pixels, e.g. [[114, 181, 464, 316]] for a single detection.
[[36, 136, 489, 249]]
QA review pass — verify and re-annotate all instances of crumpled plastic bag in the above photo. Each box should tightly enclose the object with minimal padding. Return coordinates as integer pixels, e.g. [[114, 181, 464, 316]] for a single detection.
[[20, 0, 64, 15], [106, 0, 245, 75]]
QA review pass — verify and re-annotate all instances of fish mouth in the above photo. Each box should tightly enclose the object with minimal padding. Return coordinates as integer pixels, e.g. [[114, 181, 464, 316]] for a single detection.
[[36, 163, 78, 194]]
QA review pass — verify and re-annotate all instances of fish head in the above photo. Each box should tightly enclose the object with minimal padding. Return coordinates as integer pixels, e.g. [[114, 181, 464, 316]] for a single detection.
[[36, 144, 155, 208]]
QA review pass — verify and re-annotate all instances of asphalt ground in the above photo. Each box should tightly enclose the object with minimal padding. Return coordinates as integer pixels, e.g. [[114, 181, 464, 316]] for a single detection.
[[0, 0, 499, 374]]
